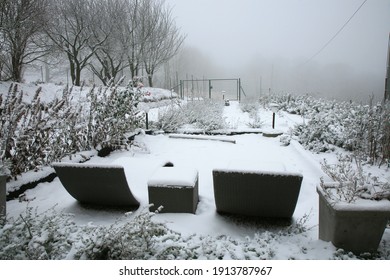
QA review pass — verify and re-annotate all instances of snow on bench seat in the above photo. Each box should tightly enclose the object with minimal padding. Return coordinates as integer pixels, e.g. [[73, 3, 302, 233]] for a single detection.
[[147, 167, 198, 188], [147, 167, 199, 214], [213, 161, 302, 177]]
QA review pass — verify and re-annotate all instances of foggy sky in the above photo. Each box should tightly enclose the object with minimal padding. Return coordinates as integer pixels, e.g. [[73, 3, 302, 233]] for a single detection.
[[165, 0, 390, 102]]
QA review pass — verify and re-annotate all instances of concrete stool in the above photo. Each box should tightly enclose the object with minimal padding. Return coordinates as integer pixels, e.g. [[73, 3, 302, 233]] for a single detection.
[[148, 167, 199, 214]]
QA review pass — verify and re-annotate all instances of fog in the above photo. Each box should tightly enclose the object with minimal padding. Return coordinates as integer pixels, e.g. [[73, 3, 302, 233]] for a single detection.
[[165, 0, 390, 102]]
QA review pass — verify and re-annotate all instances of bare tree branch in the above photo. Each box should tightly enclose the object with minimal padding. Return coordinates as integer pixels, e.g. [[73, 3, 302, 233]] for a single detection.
[[45, 0, 108, 86], [141, 0, 186, 87], [0, 0, 50, 82]]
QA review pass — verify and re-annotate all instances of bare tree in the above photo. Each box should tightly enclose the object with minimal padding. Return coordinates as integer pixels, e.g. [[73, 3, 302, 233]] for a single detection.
[[124, 0, 152, 80], [88, 0, 185, 87], [0, 0, 49, 82], [0, 0, 185, 86], [45, 0, 108, 86], [89, 0, 158, 85], [142, 1, 185, 87], [89, 0, 131, 86]]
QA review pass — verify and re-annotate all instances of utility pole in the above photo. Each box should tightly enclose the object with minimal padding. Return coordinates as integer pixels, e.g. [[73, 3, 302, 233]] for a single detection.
[[259, 76, 262, 99], [209, 80, 212, 99], [385, 33, 390, 101]]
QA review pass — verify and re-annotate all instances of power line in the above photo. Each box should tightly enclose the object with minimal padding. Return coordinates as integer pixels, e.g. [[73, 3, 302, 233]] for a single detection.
[[302, 0, 368, 66]]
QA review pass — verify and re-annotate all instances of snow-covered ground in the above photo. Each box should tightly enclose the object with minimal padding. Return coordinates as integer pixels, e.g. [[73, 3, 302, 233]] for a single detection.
[[4, 100, 390, 260]]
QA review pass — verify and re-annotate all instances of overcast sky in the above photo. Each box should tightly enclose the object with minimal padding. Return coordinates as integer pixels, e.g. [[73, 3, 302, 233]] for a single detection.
[[165, 0, 390, 101]]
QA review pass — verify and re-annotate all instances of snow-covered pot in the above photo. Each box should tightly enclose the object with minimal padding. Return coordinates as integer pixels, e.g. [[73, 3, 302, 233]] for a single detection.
[[317, 184, 390, 254], [0, 174, 6, 220]]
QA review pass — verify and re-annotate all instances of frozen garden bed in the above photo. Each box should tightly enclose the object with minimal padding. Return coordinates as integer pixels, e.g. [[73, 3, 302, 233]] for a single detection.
[[1, 97, 390, 260]]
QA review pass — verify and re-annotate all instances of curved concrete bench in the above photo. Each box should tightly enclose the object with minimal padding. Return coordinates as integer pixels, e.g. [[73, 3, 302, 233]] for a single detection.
[[52, 163, 140, 209], [212, 162, 303, 218]]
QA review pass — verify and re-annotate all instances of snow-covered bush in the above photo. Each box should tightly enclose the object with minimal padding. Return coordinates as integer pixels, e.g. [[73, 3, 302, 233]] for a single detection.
[[0, 163, 6, 176], [263, 93, 329, 118], [74, 209, 188, 260], [153, 103, 186, 132], [320, 153, 390, 203], [240, 98, 264, 128], [0, 84, 60, 177], [185, 100, 226, 131], [0, 83, 143, 178], [255, 92, 390, 165], [359, 101, 390, 166], [240, 97, 260, 115], [0, 206, 77, 259], [86, 83, 143, 151], [1, 204, 387, 259], [293, 110, 341, 153], [247, 114, 264, 129], [280, 135, 291, 146], [0, 206, 195, 260], [289, 94, 390, 165], [154, 100, 226, 132]]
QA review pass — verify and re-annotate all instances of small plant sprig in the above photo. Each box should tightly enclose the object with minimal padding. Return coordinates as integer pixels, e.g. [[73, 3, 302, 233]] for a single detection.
[[247, 113, 264, 129], [320, 153, 390, 203], [0, 152, 10, 176]]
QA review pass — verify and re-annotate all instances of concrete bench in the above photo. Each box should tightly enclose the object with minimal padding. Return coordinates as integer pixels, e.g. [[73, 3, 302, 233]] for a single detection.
[[212, 161, 303, 218], [148, 167, 199, 214], [52, 163, 140, 209]]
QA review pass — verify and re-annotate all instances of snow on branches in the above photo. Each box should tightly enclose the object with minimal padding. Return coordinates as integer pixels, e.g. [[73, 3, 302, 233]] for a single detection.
[[0, 83, 143, 178]]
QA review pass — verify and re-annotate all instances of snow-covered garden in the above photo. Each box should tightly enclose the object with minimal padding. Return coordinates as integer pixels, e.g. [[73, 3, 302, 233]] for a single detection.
[[0, 81, 389, 260]]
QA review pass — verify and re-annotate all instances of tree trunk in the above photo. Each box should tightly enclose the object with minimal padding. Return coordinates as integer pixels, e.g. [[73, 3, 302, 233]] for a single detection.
[[148, 74, 153, 87], [146, 67, 154, 87], [129, 62, 138, 80], [11, 51, 23, 82], [75, 63, 81, 86], [68, 60, 82, 86], [68, 53, 76, 85]]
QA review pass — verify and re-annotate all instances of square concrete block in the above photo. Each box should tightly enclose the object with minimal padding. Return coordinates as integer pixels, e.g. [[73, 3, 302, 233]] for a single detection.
[[148, 167, 199, 214]]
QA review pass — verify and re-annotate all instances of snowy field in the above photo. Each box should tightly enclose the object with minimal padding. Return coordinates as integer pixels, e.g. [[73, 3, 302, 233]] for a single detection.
[[4, 99, 390, 260]]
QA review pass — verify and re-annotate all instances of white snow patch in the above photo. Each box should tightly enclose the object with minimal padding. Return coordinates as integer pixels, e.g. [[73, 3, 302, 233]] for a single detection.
[[214, 160, 303, 177], [147, 167, 198, 188]]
